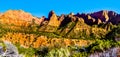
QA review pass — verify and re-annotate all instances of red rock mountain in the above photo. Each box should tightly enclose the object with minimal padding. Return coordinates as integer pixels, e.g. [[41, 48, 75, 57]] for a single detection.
[[0, 10, 120, 27]]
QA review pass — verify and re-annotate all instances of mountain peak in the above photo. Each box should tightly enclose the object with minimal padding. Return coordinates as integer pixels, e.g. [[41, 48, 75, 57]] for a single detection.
[[48, 10, 55, 19], [47, 11, 60, 27]]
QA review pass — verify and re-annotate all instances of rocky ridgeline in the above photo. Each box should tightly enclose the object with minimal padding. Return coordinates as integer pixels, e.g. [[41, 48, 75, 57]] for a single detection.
[[0, 10, 120, 26], [38, 10, 120, 29]]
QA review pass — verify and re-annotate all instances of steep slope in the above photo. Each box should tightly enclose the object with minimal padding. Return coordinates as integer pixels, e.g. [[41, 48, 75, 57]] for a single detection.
[[66, 17, 91, 39], [57, 13, 77, 36]]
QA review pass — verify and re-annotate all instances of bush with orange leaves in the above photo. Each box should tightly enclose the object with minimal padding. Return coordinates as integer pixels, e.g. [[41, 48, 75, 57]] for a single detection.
[[2, 32, 92, 48]]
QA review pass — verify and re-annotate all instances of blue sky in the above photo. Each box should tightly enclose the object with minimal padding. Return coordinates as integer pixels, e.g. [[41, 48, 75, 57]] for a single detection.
[[0, 0, 120, 17]]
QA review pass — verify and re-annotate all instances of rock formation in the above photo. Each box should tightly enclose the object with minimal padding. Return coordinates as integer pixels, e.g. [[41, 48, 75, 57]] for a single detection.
[[47, 11, 60, 27]]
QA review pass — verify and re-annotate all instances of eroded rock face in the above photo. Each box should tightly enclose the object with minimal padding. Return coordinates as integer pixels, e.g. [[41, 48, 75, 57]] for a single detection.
[[90, 10, 109, 22]]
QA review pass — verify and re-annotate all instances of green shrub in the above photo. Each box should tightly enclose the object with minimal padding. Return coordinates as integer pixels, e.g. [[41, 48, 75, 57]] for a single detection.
[[72, 52, 88, 57], [45, 48, 70, 57]]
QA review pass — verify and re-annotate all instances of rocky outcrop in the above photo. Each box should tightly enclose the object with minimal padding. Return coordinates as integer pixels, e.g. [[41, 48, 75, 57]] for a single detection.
[[90, 10, 109, 22], [97, 18, 102, 24]]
